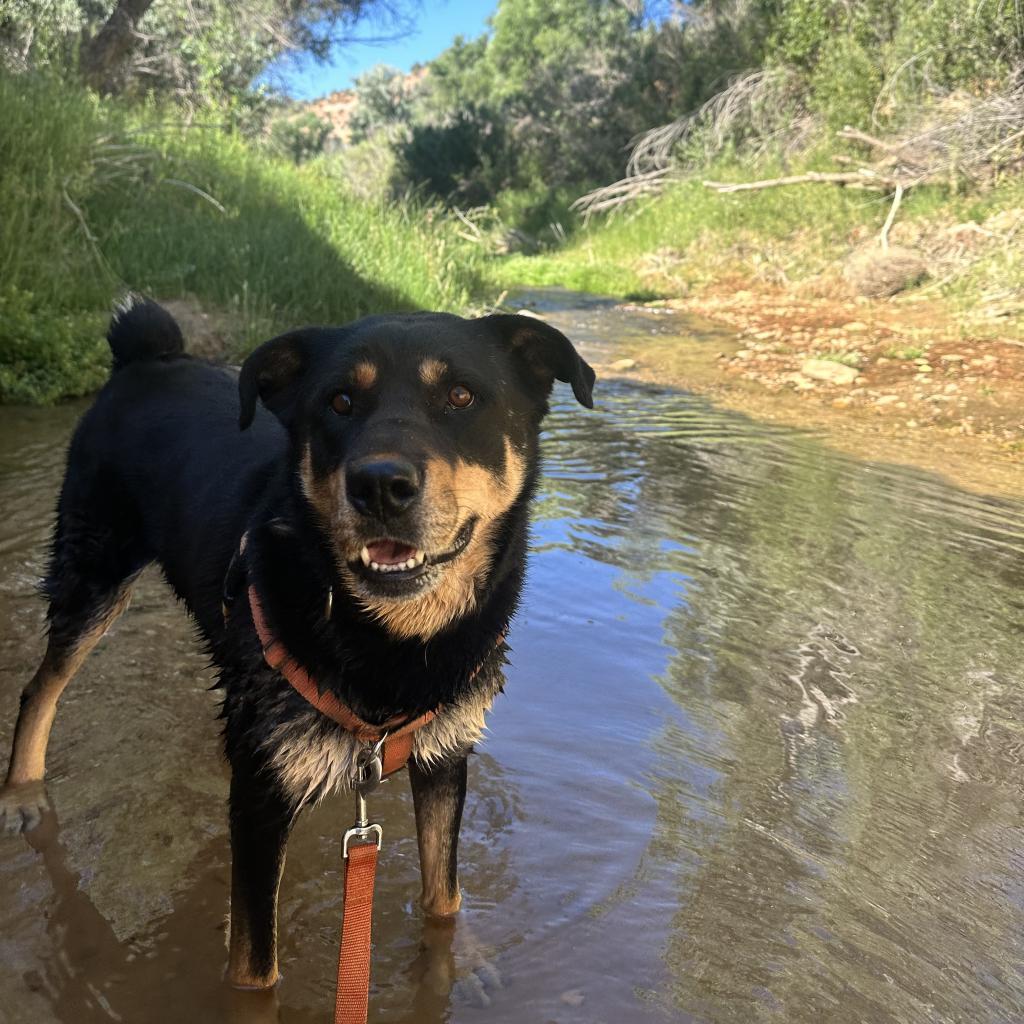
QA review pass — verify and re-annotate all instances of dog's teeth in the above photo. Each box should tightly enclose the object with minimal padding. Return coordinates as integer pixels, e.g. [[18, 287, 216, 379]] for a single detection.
[[365, 549, 425, 574]]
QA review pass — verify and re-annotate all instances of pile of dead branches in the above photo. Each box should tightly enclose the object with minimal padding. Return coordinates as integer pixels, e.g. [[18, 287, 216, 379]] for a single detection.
[[706, 80, 1024, 197], [575, 69, 1024, 220], [574, 67, 812, 219]]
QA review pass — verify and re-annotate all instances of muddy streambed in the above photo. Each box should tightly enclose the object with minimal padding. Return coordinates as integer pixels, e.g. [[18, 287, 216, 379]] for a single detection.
[[2, 292, 1024, 1023]]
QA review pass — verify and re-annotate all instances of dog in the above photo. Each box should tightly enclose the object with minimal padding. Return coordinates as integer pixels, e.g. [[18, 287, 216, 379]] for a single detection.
[[0, 297, 595, 990]]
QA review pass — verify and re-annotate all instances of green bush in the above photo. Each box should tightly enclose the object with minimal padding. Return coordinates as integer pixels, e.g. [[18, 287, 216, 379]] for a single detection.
[[773, 0, 1024, 128], [268, 111, 332, 164], [0, 287, 107, 403], [399, 106, 509, 204], [492, 185, 577, 241]]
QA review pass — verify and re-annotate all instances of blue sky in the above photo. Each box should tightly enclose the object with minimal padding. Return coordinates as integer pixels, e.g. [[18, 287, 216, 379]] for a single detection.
[[274, 1, 497, 99]]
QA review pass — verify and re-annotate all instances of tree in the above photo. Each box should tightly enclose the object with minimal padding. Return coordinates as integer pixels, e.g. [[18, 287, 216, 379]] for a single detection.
[[80, 0, 155, 92], [2, 0, 405, 105], [269, 109, 332, 162], [398, 0, 663, 200]]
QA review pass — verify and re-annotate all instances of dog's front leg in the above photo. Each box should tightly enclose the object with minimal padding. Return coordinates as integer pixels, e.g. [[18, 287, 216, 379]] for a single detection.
[[226, 755, 296, 990], [409, 753, 468, 918]]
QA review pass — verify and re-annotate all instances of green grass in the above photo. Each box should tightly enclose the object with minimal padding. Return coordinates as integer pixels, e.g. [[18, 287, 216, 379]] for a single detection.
[[493, 164, 1024, 315], [884, 346, 926, 360], [494, 170, 880, 298], [815, 350, 863, 367], [0, 73, 486, 403], [8, 70, 1024, 405]]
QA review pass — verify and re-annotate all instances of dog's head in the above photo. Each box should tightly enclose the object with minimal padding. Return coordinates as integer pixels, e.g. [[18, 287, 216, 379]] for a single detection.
[[239, 312, 595, 639]]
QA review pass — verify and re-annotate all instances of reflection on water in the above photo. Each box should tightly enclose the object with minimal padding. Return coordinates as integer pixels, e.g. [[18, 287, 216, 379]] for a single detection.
[[2, 295, 1024, 1023]]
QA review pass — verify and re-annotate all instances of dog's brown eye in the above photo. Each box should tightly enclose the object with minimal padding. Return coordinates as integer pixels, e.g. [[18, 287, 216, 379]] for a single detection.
[[330, 392, 353, 416], [447, 384, 474, 409]]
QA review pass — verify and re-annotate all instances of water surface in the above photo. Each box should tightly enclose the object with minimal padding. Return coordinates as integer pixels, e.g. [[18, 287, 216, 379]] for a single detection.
[[1, 294, 1023, 1023]]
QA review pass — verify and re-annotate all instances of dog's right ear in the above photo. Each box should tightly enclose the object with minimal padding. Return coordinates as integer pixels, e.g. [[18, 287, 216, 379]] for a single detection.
[[238, 329, 320, 430]]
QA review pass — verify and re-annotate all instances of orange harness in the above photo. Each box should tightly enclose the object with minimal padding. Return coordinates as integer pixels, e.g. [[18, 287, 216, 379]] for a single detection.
[[248, 585, 437, 777]]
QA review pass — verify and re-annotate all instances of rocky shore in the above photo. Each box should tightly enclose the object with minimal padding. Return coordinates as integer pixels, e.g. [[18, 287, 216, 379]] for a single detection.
[[594, 286, 1024, 498]]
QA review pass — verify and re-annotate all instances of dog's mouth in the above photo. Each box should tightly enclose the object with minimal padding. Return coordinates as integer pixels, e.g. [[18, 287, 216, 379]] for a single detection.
[[359, 539, 426, 574], [347, 518, 477, 591]]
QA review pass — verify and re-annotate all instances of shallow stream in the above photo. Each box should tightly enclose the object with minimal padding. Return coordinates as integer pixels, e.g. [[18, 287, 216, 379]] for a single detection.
[[2, 292, 1023, 1023]]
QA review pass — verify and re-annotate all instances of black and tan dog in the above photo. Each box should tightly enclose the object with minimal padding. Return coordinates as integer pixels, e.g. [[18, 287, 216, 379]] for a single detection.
[[0, 298, 595, 989]]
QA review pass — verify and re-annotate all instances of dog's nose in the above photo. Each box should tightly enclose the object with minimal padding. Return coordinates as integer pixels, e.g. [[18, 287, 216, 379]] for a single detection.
[[346, 458, 421, 520]]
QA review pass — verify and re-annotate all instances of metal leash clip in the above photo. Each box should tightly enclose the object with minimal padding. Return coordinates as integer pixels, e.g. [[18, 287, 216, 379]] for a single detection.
[[342, 734, 386, 858]]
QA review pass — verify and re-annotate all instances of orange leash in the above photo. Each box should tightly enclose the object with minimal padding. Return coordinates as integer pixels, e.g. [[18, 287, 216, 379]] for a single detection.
[[333, 744, 386, 1024], [335, 841, 379, 1024]]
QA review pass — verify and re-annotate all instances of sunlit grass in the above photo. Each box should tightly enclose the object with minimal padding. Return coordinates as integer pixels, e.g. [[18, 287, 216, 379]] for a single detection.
[[494, 164, 1024, 324]]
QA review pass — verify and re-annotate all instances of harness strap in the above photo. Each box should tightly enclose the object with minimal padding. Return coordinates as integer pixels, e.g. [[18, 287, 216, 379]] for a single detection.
[[334, 841, 378, 1024], [247, 585, 436, 776]]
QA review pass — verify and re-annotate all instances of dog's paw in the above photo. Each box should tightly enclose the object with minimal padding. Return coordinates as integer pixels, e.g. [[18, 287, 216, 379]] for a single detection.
[[416, 916, 503, 1007], [224, 982, 281, 1024], [0, 781, 50, 835]]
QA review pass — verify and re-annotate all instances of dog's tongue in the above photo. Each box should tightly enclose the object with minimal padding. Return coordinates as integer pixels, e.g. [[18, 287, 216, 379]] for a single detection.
[[366, 540, 417, 565]]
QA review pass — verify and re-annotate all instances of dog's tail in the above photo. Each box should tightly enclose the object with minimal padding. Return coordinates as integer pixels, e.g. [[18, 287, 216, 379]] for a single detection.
[[107, 294, 185, 372]]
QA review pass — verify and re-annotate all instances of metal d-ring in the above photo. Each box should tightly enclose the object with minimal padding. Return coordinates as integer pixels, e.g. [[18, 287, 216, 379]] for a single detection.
[[354, 734, 386, 798]]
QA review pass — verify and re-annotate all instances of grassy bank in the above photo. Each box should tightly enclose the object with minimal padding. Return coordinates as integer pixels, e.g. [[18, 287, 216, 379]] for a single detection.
[[491, 160, 1024, 496], [0, 74, 485, 403], [496, 168, 1024, 329]]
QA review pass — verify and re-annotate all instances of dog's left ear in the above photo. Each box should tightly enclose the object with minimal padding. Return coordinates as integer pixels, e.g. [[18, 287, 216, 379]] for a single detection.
[[238, 328, 324, 430], [481, 314, 595, 408]]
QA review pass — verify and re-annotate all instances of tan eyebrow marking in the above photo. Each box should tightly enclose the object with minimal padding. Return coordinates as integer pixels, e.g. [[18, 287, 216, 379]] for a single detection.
[[353, 361, 377, 389], [419, 358, 447, 387]]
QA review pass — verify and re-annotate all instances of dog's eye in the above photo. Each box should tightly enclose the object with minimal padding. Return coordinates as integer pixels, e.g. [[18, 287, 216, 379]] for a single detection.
[[447, 384, 474, 409], [330, 392, 353, 416]]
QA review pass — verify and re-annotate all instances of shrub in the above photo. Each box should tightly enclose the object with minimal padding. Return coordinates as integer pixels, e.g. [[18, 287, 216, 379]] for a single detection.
[[268, 111, 332, 164]]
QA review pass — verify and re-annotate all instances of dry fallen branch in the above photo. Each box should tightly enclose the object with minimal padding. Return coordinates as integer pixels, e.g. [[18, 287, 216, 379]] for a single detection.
[[702, 170, 904, 193], [575, 67, 812, 218], [879, 182, 904, 250], [701, 77, 1024, 244], [836, 127, 898, 152], [570, 168, 672, 221]]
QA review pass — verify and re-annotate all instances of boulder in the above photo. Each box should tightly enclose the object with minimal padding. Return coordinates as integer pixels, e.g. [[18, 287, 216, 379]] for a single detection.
[[842, 245, 928, 298], [800, 359, 859, 385]]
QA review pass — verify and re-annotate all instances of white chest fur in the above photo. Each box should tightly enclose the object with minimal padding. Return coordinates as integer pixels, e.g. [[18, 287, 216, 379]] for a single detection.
[[261, 689, 496, 806]]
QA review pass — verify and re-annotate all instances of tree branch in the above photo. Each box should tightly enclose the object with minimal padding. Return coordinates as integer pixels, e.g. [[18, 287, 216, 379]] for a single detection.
[[879, 182, 904, 250], [702, 171, 901, 193]]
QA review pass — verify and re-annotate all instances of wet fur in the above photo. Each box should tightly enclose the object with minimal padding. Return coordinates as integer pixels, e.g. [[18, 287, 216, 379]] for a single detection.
[[0, 297, 594, 990]]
